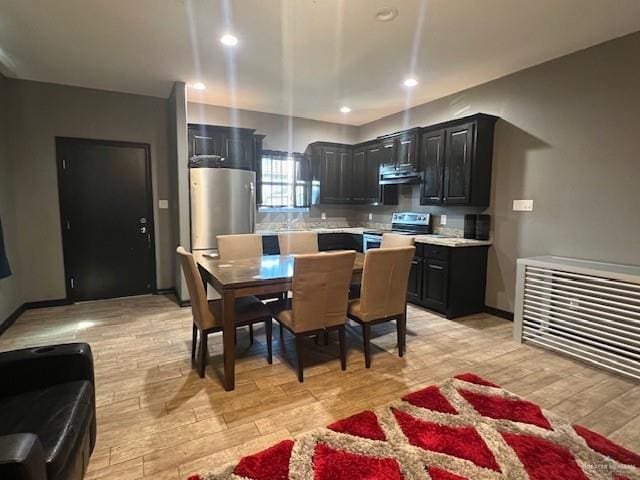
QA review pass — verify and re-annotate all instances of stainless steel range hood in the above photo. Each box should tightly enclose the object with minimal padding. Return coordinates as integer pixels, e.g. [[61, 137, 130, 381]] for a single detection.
[[379, 171, 422, 185]]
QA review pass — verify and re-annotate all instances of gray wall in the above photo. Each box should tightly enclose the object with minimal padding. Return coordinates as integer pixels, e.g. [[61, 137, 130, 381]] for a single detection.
[[357, 32, 640, 312], [0, 73, 22, 321], [188, 102, 358, 153], [5, 79, 173, 303], [169, 83, 190, 301]]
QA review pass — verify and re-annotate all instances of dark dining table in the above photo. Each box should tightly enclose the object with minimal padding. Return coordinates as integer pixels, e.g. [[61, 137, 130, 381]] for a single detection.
[[195, 251, 365, 391]]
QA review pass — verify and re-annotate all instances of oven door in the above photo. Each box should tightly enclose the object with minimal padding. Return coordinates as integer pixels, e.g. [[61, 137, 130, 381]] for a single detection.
[[363, 234, 382, 252]]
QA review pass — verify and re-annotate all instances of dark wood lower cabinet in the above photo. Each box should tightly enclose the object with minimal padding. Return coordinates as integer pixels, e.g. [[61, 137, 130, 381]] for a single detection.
[[407, 257, 422, 303], [318, 233, 363, 252], [408, 243, 489, 319], [422, 259, 448, 311], [261, 232, 363, 255]]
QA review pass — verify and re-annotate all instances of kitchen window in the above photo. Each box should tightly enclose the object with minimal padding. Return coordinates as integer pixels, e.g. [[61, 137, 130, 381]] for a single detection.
[[259, 150, 311, 210]]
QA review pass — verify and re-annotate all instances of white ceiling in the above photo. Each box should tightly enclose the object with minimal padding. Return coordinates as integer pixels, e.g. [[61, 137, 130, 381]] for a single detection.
[[2, 0, 640, 126]]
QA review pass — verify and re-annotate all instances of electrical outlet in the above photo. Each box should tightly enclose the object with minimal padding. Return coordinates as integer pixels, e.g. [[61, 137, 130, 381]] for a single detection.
[[368, 212, 373, 221], [321, 212, 326, 220], [440, 214, 447, 225], [158, 199, 169, 209], [513, 199, 534, 211]]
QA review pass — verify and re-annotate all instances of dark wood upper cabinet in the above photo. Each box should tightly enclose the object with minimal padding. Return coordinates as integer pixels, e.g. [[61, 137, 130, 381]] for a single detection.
[[419, 114, 497, 207], [309, 141, 397, 206], [351, 148, 367, 202], [380, 139, 397, 172], [193, 134, 219, 156], [443, 123, 474, 204], [188, 124, 261, 172], [337, 149, 352, 202], [364, 144, 384, 203], [318, 146, 352, 204], [419, 129, 445, 204], [395, 132, 418, 170], [379, 128, 419, 172], [309, 113, 497, 207], [224, 133, 255, 171], [319, 148, 341, 203]]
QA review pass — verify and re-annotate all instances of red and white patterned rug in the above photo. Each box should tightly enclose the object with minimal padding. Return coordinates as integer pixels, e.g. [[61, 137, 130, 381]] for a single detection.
[[190, 373, 640, 480]]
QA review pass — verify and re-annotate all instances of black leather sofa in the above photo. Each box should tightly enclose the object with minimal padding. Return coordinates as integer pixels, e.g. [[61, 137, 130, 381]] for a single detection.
[[0, 343, 96, 480]]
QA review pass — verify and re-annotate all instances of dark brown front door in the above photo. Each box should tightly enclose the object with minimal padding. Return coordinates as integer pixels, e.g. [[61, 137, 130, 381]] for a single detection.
[[56, 138, 156, 301]]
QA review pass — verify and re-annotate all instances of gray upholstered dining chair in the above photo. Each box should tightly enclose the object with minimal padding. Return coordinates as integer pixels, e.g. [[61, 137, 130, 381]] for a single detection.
[[269, 250, 356, 382], [176, 246, 273, 378], [347, 246, 415, 368]]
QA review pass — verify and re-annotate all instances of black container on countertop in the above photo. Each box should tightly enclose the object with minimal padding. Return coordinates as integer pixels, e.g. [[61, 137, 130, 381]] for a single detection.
[[476, 214, 491, 241], [464, 214, 477, 239]]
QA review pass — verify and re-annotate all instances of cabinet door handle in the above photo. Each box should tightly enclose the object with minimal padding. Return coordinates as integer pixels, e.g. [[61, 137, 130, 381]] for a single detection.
[[430, 264, 444, 270]]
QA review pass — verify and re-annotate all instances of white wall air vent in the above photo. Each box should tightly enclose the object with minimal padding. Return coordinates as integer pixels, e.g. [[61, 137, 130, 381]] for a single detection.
[[514, 256, 640, 381]]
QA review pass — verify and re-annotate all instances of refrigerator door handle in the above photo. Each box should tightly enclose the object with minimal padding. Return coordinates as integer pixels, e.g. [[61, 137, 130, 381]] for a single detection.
[[249, 180, 256, 233]]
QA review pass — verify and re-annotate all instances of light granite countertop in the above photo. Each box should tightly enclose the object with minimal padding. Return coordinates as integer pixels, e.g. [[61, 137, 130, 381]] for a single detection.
[[255, 228, 491, 248], [412, 235, 492, 248]]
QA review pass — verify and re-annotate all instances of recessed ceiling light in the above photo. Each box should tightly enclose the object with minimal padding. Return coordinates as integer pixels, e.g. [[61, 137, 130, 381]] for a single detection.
[[340, 106, 352, 113], [192, 82, 206, 91], [375, 6, 398, 22], [403, 78, 418, 87], [220, 34, 238, 46]]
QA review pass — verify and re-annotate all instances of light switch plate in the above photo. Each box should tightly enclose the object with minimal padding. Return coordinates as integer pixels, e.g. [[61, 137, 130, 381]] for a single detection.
[[513, 199, 534, 211], [158, 199, 169, 209], [440, 214, 447, 225], [368, 212, 373, 220], [321, 212, 327, 220]]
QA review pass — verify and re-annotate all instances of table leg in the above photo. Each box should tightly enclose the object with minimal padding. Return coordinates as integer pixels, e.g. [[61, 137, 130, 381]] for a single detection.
[[222, 290, 236, 391]]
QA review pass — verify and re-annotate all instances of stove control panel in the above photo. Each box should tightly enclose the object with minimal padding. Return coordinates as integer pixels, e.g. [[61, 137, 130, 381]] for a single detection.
[[391, 212, 431, 226]]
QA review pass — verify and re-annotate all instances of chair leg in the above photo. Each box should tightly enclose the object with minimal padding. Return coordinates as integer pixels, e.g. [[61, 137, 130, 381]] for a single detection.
[[397, 314, 407, 358], [295, 335, 304, 383], [338, 326, 346, 371], [199, 332, 208, 378], [191, 323, 197, 361], [265, 319, 273, 364], [324, 330, 330, 346], [249, 324, 254, 345], [362, 323, 372, 368]]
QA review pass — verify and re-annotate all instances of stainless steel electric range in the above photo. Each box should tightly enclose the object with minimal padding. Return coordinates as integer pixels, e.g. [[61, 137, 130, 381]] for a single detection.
[[362, 212, 432, 251]]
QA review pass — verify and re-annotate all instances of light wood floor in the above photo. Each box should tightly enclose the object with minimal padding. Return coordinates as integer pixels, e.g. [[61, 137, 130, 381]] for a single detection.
[[0, 294, 638, 479]]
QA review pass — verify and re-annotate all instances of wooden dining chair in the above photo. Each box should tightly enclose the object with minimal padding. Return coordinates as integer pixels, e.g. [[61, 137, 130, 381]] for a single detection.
[[176, 246, 273, 378], [381, 233, 415, 248], [347, 246, 415, 368], [269, 250, 356, 382], [277, 231, 319, 255]]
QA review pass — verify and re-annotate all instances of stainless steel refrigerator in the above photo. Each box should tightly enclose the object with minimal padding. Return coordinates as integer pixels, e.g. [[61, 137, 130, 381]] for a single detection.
[[190, 164, 256, 256]]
